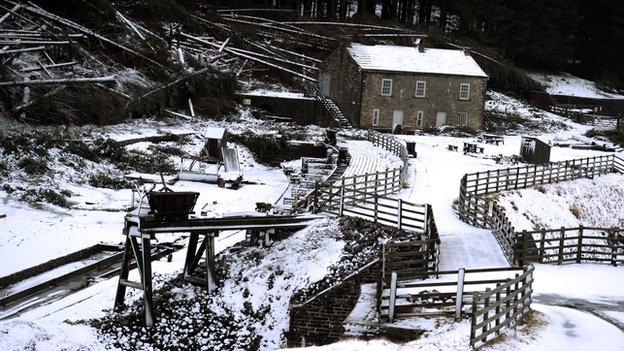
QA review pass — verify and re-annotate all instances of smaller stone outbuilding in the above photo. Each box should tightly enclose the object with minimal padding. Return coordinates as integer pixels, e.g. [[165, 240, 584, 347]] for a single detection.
[[320, 42, 488, 131]]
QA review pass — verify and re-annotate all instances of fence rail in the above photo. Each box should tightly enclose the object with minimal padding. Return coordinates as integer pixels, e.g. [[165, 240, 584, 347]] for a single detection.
[[458, 154, 624, 265], [516, 226, 624, 266], [367, 129, 409, 167], [378, 267, 529, 322], [313, 130, 416, 230], [470, 265, 534, 349], [314, 185, 427, 232]]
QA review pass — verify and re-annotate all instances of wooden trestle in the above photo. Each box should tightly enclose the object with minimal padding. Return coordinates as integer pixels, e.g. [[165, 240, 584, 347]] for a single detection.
[[114, 213, 322, 326]]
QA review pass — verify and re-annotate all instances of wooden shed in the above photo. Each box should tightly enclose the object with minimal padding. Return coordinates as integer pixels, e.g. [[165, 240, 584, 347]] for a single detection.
[[203, 127, 227, 161], [520, 136, 551, 164]]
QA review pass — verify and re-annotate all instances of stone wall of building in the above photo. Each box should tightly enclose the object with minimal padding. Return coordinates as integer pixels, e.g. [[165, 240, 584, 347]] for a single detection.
[[286, 261, 380, 347], [320, 47, 363, 127], [359, 71, 487, 131]]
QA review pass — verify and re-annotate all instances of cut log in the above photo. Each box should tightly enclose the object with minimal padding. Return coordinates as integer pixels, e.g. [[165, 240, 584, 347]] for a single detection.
[[0, 4, 21, 26], [21, 61, 76, 72], [0, 75, 115, 87], [20, 2, 165, 68], [13, 85, 65, 112], [0, 45, 44, 55]]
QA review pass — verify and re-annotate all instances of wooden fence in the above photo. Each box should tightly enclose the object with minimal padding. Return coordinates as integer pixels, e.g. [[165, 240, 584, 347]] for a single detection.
[[458, 154, 624, 265], [516, 226, 624, 266], [378, 267, 529, 322], [470, 265, 534, 349], [367, 129, 409, 169], [459, 155, 624, 227], [312, 130, 417, 229], [314, 182, 426, 232]]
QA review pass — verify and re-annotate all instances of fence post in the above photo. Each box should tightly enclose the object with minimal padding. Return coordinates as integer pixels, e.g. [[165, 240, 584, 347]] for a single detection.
[[494, 283, 502, 336], [558, 227, 566, 264], [470, 292, 478, 349], [610, 228, 618, 267], [455, 268, 466, 321], [577, 225, 583, 263], [397, 199, 403, 230], [339, 182, 345, 216], [384, 166, 389, 194], [313, 181, 319, 213], [423, 204, 430, 235], [373, 194, 379, 223], [388, 271, 398, 323], [539, 229, 546, 263], [481, 288, 490, 344]]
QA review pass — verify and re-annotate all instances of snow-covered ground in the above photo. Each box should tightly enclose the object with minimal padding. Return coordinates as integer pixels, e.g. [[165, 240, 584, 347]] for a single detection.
[[530, 72, 624, 100], [498, 173, 624, 230]]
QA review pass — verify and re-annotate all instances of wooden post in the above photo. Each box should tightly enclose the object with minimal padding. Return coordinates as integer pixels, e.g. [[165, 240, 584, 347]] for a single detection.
[[505, 285, 512, 320], [114, 225, 133, 310], [313, 181, 319, 212], [384, 167, 389, 194], [455, 268, 465, 321], [481, 288, 490, 343], [494, 283, 502, 336], [373, 194, 379, 223], [470, 291, 479, 349], [558, 227, 565, 264], [377, 245, 385, 312], [388, 271, 398, 323], [397, 199, 403, 230], [339, 181, 345, 216], [141, 233, 155, 327], [610, 229, 618, 267], [577, 225, 583, 263], [205, 235, 216, 292], [539, 229, 546, 263]]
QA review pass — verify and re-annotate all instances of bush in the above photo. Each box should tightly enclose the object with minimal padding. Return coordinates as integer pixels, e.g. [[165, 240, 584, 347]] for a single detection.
[[88, 173, 132, 189], [18, 157, 49, 176], [20, 188, 72, 208]]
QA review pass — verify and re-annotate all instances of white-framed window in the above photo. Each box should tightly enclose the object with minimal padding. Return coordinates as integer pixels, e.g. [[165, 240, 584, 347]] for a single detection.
[[457, 112, 468, 126], [380, 79, 393, 96], [416, 111, 424, 127], [459, 83, 470, 100], [415, 80, 426, 98], [372, 109, 380, 126]]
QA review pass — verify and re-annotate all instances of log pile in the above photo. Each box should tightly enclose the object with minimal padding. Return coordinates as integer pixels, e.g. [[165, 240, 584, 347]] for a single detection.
[[0, 1, 145, 123]]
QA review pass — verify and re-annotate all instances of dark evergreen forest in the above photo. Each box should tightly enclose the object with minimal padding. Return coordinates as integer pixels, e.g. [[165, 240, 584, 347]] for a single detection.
[[221, 0, 624, 91]]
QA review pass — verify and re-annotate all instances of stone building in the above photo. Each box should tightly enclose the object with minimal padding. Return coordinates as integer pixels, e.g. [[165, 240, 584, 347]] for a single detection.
[[319, 42, 488, 131]]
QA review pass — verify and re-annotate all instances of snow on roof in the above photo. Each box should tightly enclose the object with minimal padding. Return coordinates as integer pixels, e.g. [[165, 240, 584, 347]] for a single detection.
[[204, 127, 226, 139], [346, 43, 488, 78]]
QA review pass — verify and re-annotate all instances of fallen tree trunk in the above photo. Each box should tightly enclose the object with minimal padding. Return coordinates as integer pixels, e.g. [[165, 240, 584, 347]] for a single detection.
[[0, 75, 115, 86]]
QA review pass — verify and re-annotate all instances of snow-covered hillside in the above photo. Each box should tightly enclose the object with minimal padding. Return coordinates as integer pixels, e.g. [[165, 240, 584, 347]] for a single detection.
[[497, 173, 624, 230]]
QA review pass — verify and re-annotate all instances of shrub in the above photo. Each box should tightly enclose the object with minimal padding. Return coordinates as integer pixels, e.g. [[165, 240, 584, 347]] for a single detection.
[[20, 188, 71, 208], [89, 173, 132, 189], [18, 157, 49, 176]]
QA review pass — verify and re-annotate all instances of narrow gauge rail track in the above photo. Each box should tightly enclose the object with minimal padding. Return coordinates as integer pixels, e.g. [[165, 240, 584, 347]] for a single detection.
[[0, 242, 182, 320]]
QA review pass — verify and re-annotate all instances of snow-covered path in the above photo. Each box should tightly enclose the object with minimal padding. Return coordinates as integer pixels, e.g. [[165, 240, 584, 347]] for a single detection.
[[398, 135, 509, 269], [339, 140, 402, 179]]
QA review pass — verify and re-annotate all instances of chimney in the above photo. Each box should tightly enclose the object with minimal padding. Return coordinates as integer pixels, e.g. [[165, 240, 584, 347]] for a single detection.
[[416, 38, 425, 53], [463, 47, 471, 56]]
